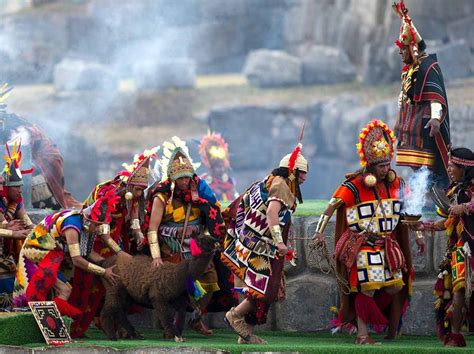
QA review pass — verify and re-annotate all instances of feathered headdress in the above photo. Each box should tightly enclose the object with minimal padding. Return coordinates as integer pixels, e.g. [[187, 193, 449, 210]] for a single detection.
[[392, 1, 423, 64], [198, 131, 230, 169], [160, 136, 200, 181], [121, 147, 159, 187], [3, 140, 34, 187], [356, 120, 396, 167], [82, 189, 121, 224]]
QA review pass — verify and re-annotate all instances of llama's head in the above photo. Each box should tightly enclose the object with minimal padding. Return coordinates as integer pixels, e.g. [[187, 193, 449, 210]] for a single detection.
[[190, 231, 220, 257]]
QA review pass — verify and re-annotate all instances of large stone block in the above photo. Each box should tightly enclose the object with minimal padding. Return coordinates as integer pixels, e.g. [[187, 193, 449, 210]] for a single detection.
[[433, 41, 473, 81], [275, 273, 337, 331], [301, 46, 356, 85], [409, 229, 434, 276], [133, 58, 196, 90], [284, 217, 306, 277], [305, 217, 336, 274], [207, 105, 275, 170], [53, 58, 117, 92], [447, 15, 474, 49], [402, 279, 436, 335], [243, 49, 302, 87]]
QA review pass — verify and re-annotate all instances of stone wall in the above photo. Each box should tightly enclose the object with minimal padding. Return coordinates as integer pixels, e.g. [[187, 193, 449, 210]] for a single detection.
[[207, 97, 474, 199]]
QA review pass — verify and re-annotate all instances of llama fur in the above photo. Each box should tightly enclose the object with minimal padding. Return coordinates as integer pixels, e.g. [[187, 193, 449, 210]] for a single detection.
[[99, 234, 218, 341]]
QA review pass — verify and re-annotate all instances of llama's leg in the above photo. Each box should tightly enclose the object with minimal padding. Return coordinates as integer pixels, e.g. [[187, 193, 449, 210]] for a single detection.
[[153, 299, 183, 342], [100, 286, 122, 340], [113, 290, 142, 340]]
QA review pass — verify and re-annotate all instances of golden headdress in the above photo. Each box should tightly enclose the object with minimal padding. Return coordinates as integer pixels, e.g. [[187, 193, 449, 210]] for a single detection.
[[198, 131, 230, 169], [121, 147, 159, 187], [161, 136, 200, 181], [393, 1, 423, 63], [356, 120, 396, 167]]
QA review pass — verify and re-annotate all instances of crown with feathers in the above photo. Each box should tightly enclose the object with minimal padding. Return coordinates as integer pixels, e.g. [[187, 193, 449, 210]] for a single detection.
[[120, 147, 159, 187], [160, 136, 200, 181], [3, 140, 34, 187], [356, 120, 396, 167], [198, 131, 230, 169]]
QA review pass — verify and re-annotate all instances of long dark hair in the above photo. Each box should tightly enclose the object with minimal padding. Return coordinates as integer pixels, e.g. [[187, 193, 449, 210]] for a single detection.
[[451, 147, 474, 187], [271, 167, 303, 204]]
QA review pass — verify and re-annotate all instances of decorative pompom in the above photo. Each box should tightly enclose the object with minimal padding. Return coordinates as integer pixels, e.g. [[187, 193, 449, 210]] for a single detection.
[[190, 238, 202, 256]]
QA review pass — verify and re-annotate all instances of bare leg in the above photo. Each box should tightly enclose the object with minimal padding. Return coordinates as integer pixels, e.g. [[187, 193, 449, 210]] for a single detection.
[[356, 290, 374, 337], [451, 290, 465, 334], [233, 298, 255, 317]]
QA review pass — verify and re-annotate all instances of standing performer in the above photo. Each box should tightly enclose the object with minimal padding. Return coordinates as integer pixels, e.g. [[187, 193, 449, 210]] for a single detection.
[[222, 142, 307, 344], [392, 1, 450, 187], [145, 136, 227, 337], [415, 147, 474, 347], [69, 149, 155, 338], [198, 131, 239, 202], [12, 192, 122, 318], [314, 120, 424, 344]]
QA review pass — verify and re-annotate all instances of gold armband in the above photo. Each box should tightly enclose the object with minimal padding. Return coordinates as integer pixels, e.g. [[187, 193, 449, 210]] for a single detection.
[[0, 228, 13, 237], [87, 262, 106, 276], [315, 214, 330, 234], [269, 225, 284, 244], [131, 219, 140, 230], [22, 215, 33, 226], [328, 197, 344, 209], [98, 224, 110, 235], [0, 220, 7, 228], [104, 237, 122, 254], [147, 231, 161, 259], [68, 243, 81, 257]]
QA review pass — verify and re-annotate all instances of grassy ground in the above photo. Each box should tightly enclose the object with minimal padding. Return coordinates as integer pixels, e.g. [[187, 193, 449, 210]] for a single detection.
[[219, 199, 327, 217], [13, 328, 474, 353]]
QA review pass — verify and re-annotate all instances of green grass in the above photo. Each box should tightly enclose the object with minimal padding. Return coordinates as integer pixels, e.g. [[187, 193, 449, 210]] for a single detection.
[[12, 328, 474, 353], [220, 199, 327, 217]]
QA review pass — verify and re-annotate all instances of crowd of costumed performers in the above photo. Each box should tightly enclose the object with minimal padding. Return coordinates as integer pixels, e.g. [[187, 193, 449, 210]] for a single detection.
[[0, 0, 472, 348]]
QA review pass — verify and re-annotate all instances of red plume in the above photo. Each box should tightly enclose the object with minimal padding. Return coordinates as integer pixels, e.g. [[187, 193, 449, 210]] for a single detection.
[[288, 143, 302, 173]]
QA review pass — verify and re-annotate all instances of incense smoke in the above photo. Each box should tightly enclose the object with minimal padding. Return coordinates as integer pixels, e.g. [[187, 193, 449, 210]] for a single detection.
[[403, 166, 431, 216]]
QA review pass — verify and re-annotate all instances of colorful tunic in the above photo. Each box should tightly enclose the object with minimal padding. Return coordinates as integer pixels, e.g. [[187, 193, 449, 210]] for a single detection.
[[12, 210, 85, 307], [69, 177, 132, 338], [200, 172, 238, 202], [333, 174, 413, 333], [434, 183, 474, 337], [145, 177, 235, 312], [222, 175, 295, 302], [395, 54, 450, 180], [333, 175, 406, 292], [0, 197, 24, 298]]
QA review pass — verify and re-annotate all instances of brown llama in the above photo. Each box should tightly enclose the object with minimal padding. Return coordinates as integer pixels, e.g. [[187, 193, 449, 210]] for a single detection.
[[99, 233, 219, 341]]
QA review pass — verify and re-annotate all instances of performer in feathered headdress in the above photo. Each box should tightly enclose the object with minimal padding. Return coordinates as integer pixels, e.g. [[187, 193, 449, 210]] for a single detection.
[[13, 190, 122, 318], [198, 131, 238, 202], [143, 136, 234, 337], [221, 131, 308, 344], [314, 119, 424, 344], [0, 140, 34, 305], [411, 147, 474, 347], [392, 0, 450, 187], [69, 147, 157, 338]]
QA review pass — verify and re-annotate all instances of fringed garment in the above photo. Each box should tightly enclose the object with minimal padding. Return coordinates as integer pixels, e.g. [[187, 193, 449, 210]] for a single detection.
[[395, 54, 450, 180], [145, 176, 235, 312], [332, 174, 413, 336], [69, 177, 136, 338], [221, 175, 296, 324], [434, 183, 474, 338], [12, 210, 86, 307]]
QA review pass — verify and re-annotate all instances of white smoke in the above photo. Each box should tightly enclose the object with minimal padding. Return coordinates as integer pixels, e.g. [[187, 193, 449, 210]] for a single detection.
[[403, 166, 431, 216]]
